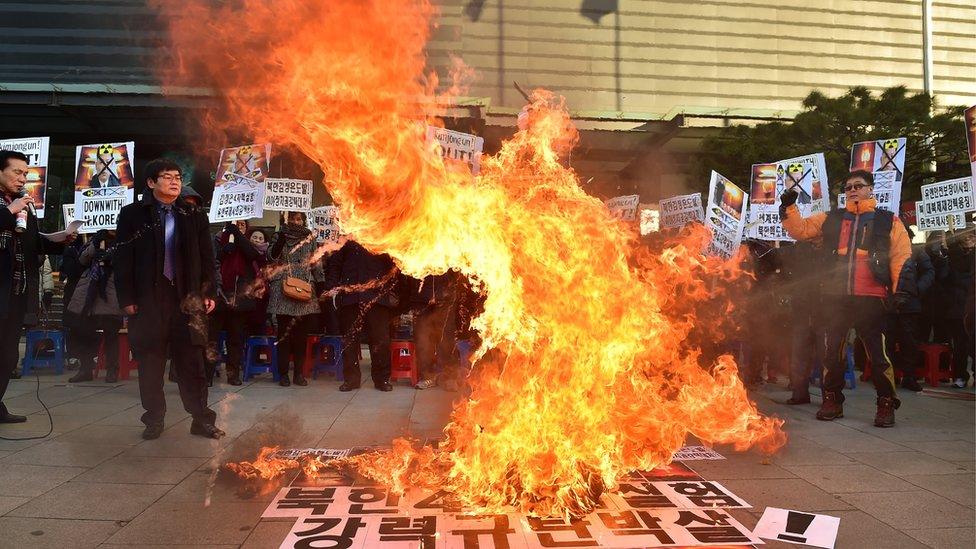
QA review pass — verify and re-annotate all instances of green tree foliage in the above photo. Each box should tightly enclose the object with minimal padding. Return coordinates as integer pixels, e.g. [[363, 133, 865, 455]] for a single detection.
[[696, 86, 970, 201]]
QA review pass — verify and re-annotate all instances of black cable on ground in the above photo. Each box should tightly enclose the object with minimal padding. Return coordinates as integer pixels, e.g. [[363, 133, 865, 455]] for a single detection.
[[0, 371, 54, 441]]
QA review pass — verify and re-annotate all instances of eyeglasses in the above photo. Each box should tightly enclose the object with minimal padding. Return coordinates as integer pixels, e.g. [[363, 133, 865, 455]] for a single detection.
[[844, 183, 869, 192], [156, 173, 183, 182]]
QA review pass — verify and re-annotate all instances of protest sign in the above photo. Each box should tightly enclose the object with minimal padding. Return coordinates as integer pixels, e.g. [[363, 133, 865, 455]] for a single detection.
[[62, 204, 74, 226], [671, 445, 725, 461], [264, 178, 313, 212], [308, 205, 342, 245], [704, 171, 748, 258], [747, 154, 830, 242], [966, 105, 976, 183], [209, 143, 270, 223], [915, 202, 965, 232], [0, 137, 50, 219], [850, 137, 906, 214], [73, 142, 135, 233], [659, 193, 704, 229], [426, 126, 484, 175], [753, 507, 840, 548], [606, 194, 640, 222]]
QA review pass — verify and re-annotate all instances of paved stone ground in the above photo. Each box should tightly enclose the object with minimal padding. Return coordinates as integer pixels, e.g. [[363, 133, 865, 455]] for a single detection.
[[0, 358, 972, 548]]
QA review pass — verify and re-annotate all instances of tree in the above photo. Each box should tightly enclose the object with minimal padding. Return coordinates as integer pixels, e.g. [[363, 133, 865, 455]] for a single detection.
[[695, 86, 970, 202]]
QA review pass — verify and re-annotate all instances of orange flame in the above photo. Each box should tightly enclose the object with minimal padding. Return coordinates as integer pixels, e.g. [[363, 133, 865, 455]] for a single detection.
[[155, 0, 785, 517]]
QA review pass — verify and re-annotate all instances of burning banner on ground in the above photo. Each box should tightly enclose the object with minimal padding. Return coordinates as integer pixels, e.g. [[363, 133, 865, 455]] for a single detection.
[[153, 0, 785, 518]]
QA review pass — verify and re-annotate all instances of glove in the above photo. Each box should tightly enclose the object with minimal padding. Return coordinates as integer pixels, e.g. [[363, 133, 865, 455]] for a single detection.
[[779, 188, 798, 218], [42, 291, 53, 309]]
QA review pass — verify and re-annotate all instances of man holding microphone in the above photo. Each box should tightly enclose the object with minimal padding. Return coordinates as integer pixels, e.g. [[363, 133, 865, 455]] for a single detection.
[[0, 150, 71, 423]]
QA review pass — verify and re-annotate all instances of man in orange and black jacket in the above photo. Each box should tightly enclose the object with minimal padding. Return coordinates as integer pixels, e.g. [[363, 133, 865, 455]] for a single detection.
[[780, 169, 914, 427]]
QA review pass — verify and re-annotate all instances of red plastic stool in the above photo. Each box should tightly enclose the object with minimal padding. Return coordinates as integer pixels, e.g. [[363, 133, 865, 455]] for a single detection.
[[390, 340, 418, 386], [96, 330, 137, 380], [917, 343, 952, 387]]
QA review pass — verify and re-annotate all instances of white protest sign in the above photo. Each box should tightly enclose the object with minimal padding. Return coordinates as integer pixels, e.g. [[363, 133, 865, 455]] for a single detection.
[[62, 204, 74, 225], [916, 201, 966, 232], [705, 171, 748, 258], [850, 137, 906, 214], [0, 137, 50, 219], [754, 507, 840, 548], [748, 154, 830, 241], [264, 178, 313, 212], [659, 193, 704, 229], [308, 205, 342, 245], [919, 177, 975, 216], [209, 143, 271, 223], [73, 142, 136, 233], [606, 194, 640, 222], [426, 126, 484, 175]]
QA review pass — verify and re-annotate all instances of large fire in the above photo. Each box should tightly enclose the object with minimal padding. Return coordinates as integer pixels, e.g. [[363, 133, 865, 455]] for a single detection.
[[154, 0, 785, 517]]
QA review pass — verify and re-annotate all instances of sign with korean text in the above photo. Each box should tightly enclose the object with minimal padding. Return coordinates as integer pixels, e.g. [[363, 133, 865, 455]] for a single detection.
[[965, 105, 976, 183], [264, 178, 313, 212], [606, 194, 641, 222], [659, 193, 704, 229], [747, 153, 829, 241], [209, 143, 271, 223], [849, 137, 906, 214], [705, 171, 748, 258], [308, 205, 342, 245]]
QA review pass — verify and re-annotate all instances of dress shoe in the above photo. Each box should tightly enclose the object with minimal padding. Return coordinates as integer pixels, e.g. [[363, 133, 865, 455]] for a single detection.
[[293, 374, 308, 386], [142, 423, 164, 440], [339, 382, 360, 392], [0, 411, 27, 423], [105, 372, 118, 384], [374, 381, 393, 392], [227, 376, 242, 386], [279, 376, 291, 387], [10, 369, 21, 379], [68, 371, 94, 383], [190, 421, 226, 439]]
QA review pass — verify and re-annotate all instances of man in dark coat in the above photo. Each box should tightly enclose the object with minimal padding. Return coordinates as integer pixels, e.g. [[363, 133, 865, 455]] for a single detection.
[[114, 159, 222, 440], [324, 239, 398, 391], [0, 150, 70, 423], [889, 223, 935, 392]]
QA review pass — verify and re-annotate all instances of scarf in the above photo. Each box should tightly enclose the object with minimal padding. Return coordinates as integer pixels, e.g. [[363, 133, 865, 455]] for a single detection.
[[282, 223, 312, 248], [0, 194, 26, 296]]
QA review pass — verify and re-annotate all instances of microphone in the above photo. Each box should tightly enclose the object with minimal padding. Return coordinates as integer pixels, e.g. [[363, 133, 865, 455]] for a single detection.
[[17, 189, 35, 215]]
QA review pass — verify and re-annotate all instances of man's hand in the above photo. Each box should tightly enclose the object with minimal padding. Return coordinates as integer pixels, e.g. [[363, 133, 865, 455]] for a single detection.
[[6, 195, 32, 214], [780, 188, 799, 208], [204, 298, 216, 314], [64, 233, 77, 244], [123, 304, 138, 316]]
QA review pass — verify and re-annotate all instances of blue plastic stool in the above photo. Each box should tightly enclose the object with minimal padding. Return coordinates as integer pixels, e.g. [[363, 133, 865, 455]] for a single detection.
[[243, 336, 279, 381], [310, 336, 344, 381], [22, 329, 65, 376]]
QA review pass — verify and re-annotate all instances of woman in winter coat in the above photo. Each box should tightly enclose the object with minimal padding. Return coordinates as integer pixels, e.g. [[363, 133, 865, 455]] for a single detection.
[[66, 230, 124, 383], [266, 211, 324, 386], [212, 220, 266, 385]]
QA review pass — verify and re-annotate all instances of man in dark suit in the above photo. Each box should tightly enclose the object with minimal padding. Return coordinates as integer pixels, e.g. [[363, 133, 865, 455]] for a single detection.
[[0, 150, 71, 423], [114, 159, 223, 440]]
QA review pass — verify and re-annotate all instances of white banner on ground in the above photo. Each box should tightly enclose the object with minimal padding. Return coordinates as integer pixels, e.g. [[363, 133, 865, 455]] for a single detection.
[[264, 178, 313, 212], [753, 507, 840, 548], [850, 137, 906, 214], [426, 126, 484, 175], [606, 194, 641, 222], [0, 137, 50, 219], [659, 193, 704, 229], [209, 143, 271, 223], [705, 171, 748, 258], [308, 205, 342, 245], [671, 445, 725, 460], [73, 142, 136, 233]]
